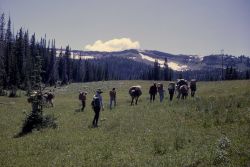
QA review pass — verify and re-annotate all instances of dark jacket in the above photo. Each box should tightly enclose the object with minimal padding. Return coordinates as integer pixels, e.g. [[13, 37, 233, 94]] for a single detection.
[[149, 85, 157, 95]]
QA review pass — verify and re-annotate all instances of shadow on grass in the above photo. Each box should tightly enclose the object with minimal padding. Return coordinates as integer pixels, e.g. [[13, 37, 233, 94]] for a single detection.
[[14, 112, 57, 138]]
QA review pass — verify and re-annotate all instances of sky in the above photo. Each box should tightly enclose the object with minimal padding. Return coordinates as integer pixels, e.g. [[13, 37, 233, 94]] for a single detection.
[[0, 0, 249, 56]]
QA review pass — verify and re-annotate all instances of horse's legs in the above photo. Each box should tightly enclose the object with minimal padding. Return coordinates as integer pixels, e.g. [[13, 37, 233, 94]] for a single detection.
[[191, 91, 195, 97], [135, 97, 138, 105], [131, 97, 134, 105], [177, 90, 180, 99]]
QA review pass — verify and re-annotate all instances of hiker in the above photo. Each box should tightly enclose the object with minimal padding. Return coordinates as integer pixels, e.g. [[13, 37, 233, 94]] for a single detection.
[[44, 90, 54, 107], [129, 86, 142, 105], [109, 88, 116, 109], [168, 82, 175, 101], [190, 79, 197, 97], [149, 82, 157, 102], [91, 89, 104, 127], [79, 91, 87, 111], [157, 83, 164, 102]]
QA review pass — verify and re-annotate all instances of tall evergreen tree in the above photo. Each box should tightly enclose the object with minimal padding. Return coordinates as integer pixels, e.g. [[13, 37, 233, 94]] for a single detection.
[[153, 59, 160, 80], [5, 17, 13, 87], [0, 13, 6, 89], [23, 30, 31, 89], [5, 17, 20, 89], [65, 45, 72, 83], [30, 33, 42, 88], [48, 39, 58, 85], [15, 28, 25, 86], [163, 58, 169, 80], [246, 70, 250, 80]]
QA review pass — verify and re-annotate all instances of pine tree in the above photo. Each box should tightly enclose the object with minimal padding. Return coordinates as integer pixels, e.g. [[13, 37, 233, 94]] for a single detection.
[[104, 63, 109, 80], [84, 60, 90, 82], [5, 17, 20, 92], [153, 59, 160, 80], [48, 39, 57, 85], [0, 13, 6, 89], [58, 47, 64, 81], [30, 34, 42, 89], [23, 30, 31, 90], [246, 70, 250, 80], [15, 28, 25, 87], [5, 17, 13, 87], [65, 45, 72, 83], [163, 58, 169, 80]]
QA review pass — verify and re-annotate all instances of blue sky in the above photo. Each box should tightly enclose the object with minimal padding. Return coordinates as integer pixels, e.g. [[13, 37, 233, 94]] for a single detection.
[[0, 0, 249, 56]]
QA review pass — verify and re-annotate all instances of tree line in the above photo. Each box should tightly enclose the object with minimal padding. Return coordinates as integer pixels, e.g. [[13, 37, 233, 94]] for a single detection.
[[2, 13, 247, 96], [0, 13, 174, 96]]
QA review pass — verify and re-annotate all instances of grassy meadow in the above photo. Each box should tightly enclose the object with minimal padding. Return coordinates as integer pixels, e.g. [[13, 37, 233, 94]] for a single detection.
[[0, 80, 250, 166]]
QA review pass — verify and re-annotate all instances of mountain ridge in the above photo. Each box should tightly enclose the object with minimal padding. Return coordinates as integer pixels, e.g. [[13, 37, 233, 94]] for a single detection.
[[56, 49, 250, 72]]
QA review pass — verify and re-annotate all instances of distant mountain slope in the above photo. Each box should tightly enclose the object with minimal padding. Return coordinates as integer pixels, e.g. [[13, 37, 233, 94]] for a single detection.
[[57, 49, 250, 72]]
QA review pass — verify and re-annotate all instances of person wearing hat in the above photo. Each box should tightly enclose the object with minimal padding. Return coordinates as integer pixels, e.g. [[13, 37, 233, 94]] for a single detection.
[[109, 88, 116, 109], [91, 89, 104, 127]]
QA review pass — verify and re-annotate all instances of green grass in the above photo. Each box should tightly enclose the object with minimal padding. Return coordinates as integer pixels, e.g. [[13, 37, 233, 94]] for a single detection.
[[0, 80, 250, 166]]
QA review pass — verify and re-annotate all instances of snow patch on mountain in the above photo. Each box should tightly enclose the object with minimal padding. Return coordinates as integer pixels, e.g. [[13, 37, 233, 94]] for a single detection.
[[56, 50, 94, 59], [139, 53, 188, 71]]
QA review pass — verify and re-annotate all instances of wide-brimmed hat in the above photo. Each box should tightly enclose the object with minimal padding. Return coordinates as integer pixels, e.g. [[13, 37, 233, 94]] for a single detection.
[[96, 89, 103, 94]]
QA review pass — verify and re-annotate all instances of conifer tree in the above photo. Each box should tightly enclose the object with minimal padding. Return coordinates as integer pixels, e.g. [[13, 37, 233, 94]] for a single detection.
[[23, 30, 31, 90], [48, 39, 57, 85], [15, 28, 25, 86], [0, 13, 6, 89], [30, 34, 42, 88], [153, 59, 160, 80], [163, 58, 169, 80], [65, 45, 71, 83]]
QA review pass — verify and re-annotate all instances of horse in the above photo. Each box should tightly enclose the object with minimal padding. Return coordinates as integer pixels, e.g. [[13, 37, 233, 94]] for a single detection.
[[179, 85, 189, 99], [129, 86, 142, 105]]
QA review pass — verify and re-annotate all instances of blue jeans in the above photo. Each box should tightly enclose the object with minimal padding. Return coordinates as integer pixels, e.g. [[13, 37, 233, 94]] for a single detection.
[[159, 92, 164, 102], [110, 98, 116, 109]]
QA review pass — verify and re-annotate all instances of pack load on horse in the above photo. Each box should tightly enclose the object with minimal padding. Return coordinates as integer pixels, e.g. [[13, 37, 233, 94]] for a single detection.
[[129, 85, 142, 105], [176, 79, 188, 99], [179, 84, 189, 99], [190, 79, 197, 97]]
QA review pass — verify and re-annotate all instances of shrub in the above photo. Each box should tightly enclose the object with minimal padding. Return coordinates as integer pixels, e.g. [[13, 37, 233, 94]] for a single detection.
[[16, 112, 57, 137], [213, 136, 231, 165]]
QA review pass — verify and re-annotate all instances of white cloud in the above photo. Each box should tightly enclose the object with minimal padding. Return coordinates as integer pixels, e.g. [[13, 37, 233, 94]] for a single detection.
[[84, 38, 140, 52]]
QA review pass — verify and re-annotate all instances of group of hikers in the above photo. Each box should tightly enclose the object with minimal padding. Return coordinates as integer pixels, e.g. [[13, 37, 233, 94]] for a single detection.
[[148, 79, 197, 102], [78, 79, 197, 128], [79, 88, 116, 127]]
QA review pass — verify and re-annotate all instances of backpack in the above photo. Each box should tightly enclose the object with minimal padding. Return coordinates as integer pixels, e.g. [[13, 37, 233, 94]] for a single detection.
[[79, 93, 83, 100], [79, 92, 86, 101], [92, 96, 100, 108], [168, 82, 175, 90]]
